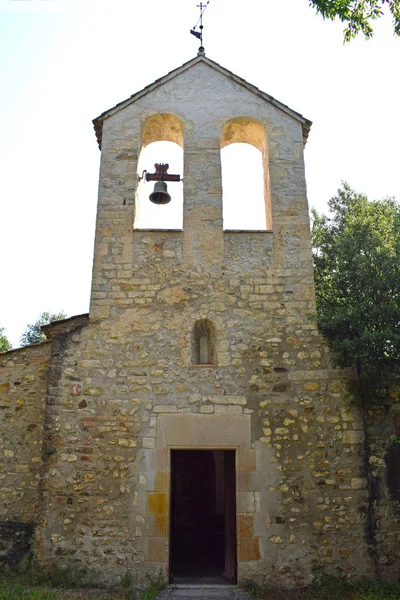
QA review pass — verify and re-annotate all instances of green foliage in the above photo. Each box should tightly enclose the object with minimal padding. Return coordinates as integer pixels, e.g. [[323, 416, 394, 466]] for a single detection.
[[244, 579, 263, 597], [140, 585, 164, 600], [139, 571, 166, 600], [0, 327, 11, 352], [353, 578, 400, 600], [20, 311, 68, 347], [310, 572, 353, 598], [29, 565, 105, 589], [1, 570, 399, 600], [0, 568, 130, 598], [311, 183, 400, 404], [243, 578, 297, 600], [309, 0, 400, 40], [0, 580, 55, 600], [244, 573, 400, 599], [0, 567, 166, 600], [121, 571, 135, 589]]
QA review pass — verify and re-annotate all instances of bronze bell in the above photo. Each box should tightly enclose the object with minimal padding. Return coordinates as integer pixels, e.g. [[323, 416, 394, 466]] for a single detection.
[[149, 180, 171, 205]]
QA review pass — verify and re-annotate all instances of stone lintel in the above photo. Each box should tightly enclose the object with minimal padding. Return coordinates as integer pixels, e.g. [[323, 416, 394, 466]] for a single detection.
[[156, 414, 251, 449]]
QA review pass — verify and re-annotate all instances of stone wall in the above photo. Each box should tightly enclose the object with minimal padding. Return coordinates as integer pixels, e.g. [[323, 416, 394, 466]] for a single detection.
[[364, 388, 400, 581], [0, 342, 50, 569], [35, 245, 374, 585], [0, 343, 50, 524]]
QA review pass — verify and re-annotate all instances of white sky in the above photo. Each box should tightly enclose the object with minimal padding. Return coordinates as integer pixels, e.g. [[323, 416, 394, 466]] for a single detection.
[[0, 0, 399, 347]]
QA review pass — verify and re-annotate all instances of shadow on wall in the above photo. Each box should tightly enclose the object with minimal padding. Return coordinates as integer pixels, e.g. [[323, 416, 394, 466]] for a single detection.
[[0, 521, 35, 572]]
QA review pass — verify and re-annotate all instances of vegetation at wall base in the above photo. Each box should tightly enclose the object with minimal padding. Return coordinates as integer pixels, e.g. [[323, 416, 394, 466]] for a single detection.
[[139, 571, 166, 600], [0, 579, 55, 600], [1, 571, 400, 600], [244, 573, 400, 599], [311, 183, 400, 405], [0, 568, 166, 600]]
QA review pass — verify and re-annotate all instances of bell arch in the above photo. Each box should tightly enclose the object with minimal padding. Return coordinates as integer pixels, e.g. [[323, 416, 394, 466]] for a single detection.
[[141, 113, 184, 149], [135, 114, 184, 230], [220, 117, 271, 230]]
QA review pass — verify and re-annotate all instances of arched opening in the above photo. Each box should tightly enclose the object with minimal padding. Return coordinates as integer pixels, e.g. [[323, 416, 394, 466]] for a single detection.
[[192, 319, 217, 365], [135, 114, 184, 230], [220, 117, 271, 231]]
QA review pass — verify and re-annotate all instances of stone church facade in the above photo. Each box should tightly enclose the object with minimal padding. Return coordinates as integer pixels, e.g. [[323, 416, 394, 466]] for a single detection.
[[1, 54, 399, 586]]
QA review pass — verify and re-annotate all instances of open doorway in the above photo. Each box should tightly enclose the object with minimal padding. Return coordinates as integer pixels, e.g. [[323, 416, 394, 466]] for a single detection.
[[170, 449, 237, 584]]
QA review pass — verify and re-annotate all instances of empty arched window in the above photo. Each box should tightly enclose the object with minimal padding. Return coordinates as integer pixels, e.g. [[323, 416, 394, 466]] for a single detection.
[[192, 319, 217, 365], [135, 114, 184, 230], [220, 117, 271, 230]]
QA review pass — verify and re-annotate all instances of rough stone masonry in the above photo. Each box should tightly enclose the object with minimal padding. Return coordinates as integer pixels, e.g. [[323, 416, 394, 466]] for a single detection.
[[0, 53, 399, 586]]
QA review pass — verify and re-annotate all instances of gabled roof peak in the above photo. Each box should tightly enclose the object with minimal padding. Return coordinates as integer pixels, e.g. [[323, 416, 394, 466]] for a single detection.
[[93, 54, 312, 149]]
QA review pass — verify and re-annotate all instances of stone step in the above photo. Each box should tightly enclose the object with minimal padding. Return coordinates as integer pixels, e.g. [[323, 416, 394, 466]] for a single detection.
[[157, 586, 252, 600]]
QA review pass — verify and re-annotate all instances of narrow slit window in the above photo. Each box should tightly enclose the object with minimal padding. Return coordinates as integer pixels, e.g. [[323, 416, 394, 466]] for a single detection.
[[192, 319, 217, 365]]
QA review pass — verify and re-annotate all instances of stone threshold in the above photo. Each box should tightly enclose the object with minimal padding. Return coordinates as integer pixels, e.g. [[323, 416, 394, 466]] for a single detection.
[[173, 585, 237, 589]]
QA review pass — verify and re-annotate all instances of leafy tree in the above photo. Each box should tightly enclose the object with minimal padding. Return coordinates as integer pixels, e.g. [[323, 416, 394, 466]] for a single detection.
[[20, 311, 68, 347], [311, 183, 400, 403], [309, 0, 400, 41], [0, 327, 11, 352]]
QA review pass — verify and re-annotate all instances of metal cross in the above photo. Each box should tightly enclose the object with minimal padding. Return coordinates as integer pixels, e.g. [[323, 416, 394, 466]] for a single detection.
[[190, 0, 209, 53]]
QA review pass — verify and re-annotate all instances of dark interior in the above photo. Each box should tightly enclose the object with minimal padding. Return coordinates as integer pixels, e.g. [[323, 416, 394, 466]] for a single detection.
[[170, 449, 236, 584]]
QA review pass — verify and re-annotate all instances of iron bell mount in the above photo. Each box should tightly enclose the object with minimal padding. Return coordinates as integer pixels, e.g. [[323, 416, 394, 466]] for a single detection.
[[141, 163, 182, 205]]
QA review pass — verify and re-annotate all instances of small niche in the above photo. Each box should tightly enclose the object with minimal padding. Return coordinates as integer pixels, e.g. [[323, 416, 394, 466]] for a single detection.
[[192, 319, 217, 366]]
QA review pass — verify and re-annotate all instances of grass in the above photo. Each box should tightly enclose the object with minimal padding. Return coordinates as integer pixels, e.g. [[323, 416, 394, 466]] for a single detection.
[[244, 573, 400, 600], [0, 580, 55, 600], [0, 581, 158, 599], [0, 568, 166, 600], [2, 571, 399, 600], [140, 580, 165, 600]]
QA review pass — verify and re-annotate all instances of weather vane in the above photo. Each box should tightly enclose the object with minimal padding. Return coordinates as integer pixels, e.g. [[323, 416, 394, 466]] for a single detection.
[[190, 1, 210, 55]]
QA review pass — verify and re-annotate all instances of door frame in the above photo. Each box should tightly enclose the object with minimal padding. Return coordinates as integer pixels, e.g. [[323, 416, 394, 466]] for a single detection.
[[146, 413, 257, 583]]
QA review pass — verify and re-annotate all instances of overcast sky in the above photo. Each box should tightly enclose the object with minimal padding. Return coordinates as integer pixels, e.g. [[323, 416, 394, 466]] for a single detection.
[[0, 0, 399, 347]]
